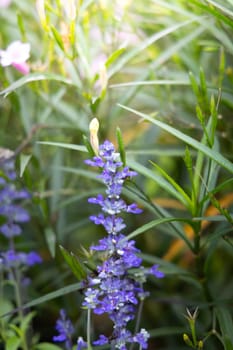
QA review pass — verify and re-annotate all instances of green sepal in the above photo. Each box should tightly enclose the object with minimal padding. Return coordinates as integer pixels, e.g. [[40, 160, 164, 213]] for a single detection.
[[82, 135, 95, 157]]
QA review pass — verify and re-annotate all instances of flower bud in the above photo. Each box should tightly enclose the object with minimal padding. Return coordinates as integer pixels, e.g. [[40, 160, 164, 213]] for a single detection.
[[183, 333, 193, 347], [89, 118, 99, 155]]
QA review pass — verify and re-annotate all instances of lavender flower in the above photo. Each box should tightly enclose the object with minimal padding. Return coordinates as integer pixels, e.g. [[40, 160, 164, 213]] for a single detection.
[[76, 337, 87, 350], [83, 140, 164, 349], [53, 309, 74, 350], [0, 151, 42, 271], [0, 153, 30, 239], [1, 249, 42, 268]]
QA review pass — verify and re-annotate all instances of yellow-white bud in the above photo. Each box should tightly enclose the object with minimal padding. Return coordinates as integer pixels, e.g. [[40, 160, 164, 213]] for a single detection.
[[89, 118, 99, 155]]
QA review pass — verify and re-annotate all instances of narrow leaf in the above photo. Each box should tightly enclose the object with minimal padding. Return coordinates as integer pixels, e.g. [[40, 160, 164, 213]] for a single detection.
[[35, 343, 62, 350], [150, 160, 192, 209], [116, 127, 126, 166], [45, 227, 56, 258], [1, 282, 82, 317], [51, 25, 65, 51], [59, 245, 87, 281], [105, 47, 126, 68], [0, 73, 74, 97], [19, 154, 32, 177], [216, 306, 233, 350], [38, 141, 87, 153], [125, 217, 193, 251], [119, 104, 233, 174], [128, 159, 192, 208]]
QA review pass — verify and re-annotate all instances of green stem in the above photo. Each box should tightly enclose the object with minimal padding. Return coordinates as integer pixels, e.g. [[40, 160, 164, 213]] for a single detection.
[[129, 298, 144, 350], [87, 308, 92, 350], [12, 267, 29, 350]]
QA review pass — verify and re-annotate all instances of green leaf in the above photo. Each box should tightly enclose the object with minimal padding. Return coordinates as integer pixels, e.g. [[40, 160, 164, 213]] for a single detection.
[[35, 343, 62, 350], [1, 283, 82, 317], [38, 141, 87, 152], [199, 67, 208, 105], [17, 12, 26, 38], [218, 47, 225, 87], [191, 0, 233, 29], [189, 71, 199, 97], [119, 104, 233, 174], [45, 227, 57, 258], [0, 73, 74, 97], [20, 311, 36, 333], [150, 160, 192, 209], [206, 0, 233, 19], [126, 217, 193, 251], [108, 18, 197, 78], [19, 154, 32, 177], [216, 306, 233, 350], [59, 245, 87, 281], [50, 25, 65, 51], [6, 336, 21, 350], [128, 159, 191, 208], [110, 79, 190, 89], [116, 127, 126, 166], [105, 47, 126, 68]]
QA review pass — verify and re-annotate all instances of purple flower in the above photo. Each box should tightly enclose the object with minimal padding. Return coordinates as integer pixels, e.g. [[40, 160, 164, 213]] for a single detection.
[[53, 309, 74, 350], [76, 336, 87, 350], [82, 140, 164, 349], [150, 264, 165, 279], [0, 156, 42, 269], [0, 157, 31, 239], [1, 249, 42, 268], [133, 329, 150, 349], [26, 251, 43, 266], [93, 334, 108, 346]]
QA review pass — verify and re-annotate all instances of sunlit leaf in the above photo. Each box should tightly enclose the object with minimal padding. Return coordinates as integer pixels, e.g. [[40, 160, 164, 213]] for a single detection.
[[119, 104, 233, 174]]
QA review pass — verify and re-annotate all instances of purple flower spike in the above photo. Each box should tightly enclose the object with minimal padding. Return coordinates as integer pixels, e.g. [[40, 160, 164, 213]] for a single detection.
[[53, 309, 74, 350], [0, 156, 42, 270], [82, 140, 164, 349], [1, 250, 42, 268]]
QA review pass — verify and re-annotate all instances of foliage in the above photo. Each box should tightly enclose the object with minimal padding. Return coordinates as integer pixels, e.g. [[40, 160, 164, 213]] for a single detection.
[[0, 0, 233, 349]]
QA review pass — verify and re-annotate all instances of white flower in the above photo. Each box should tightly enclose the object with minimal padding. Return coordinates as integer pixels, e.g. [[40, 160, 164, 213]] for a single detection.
[[0, 41, 30, 67], [0, 0, 12, 8]]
